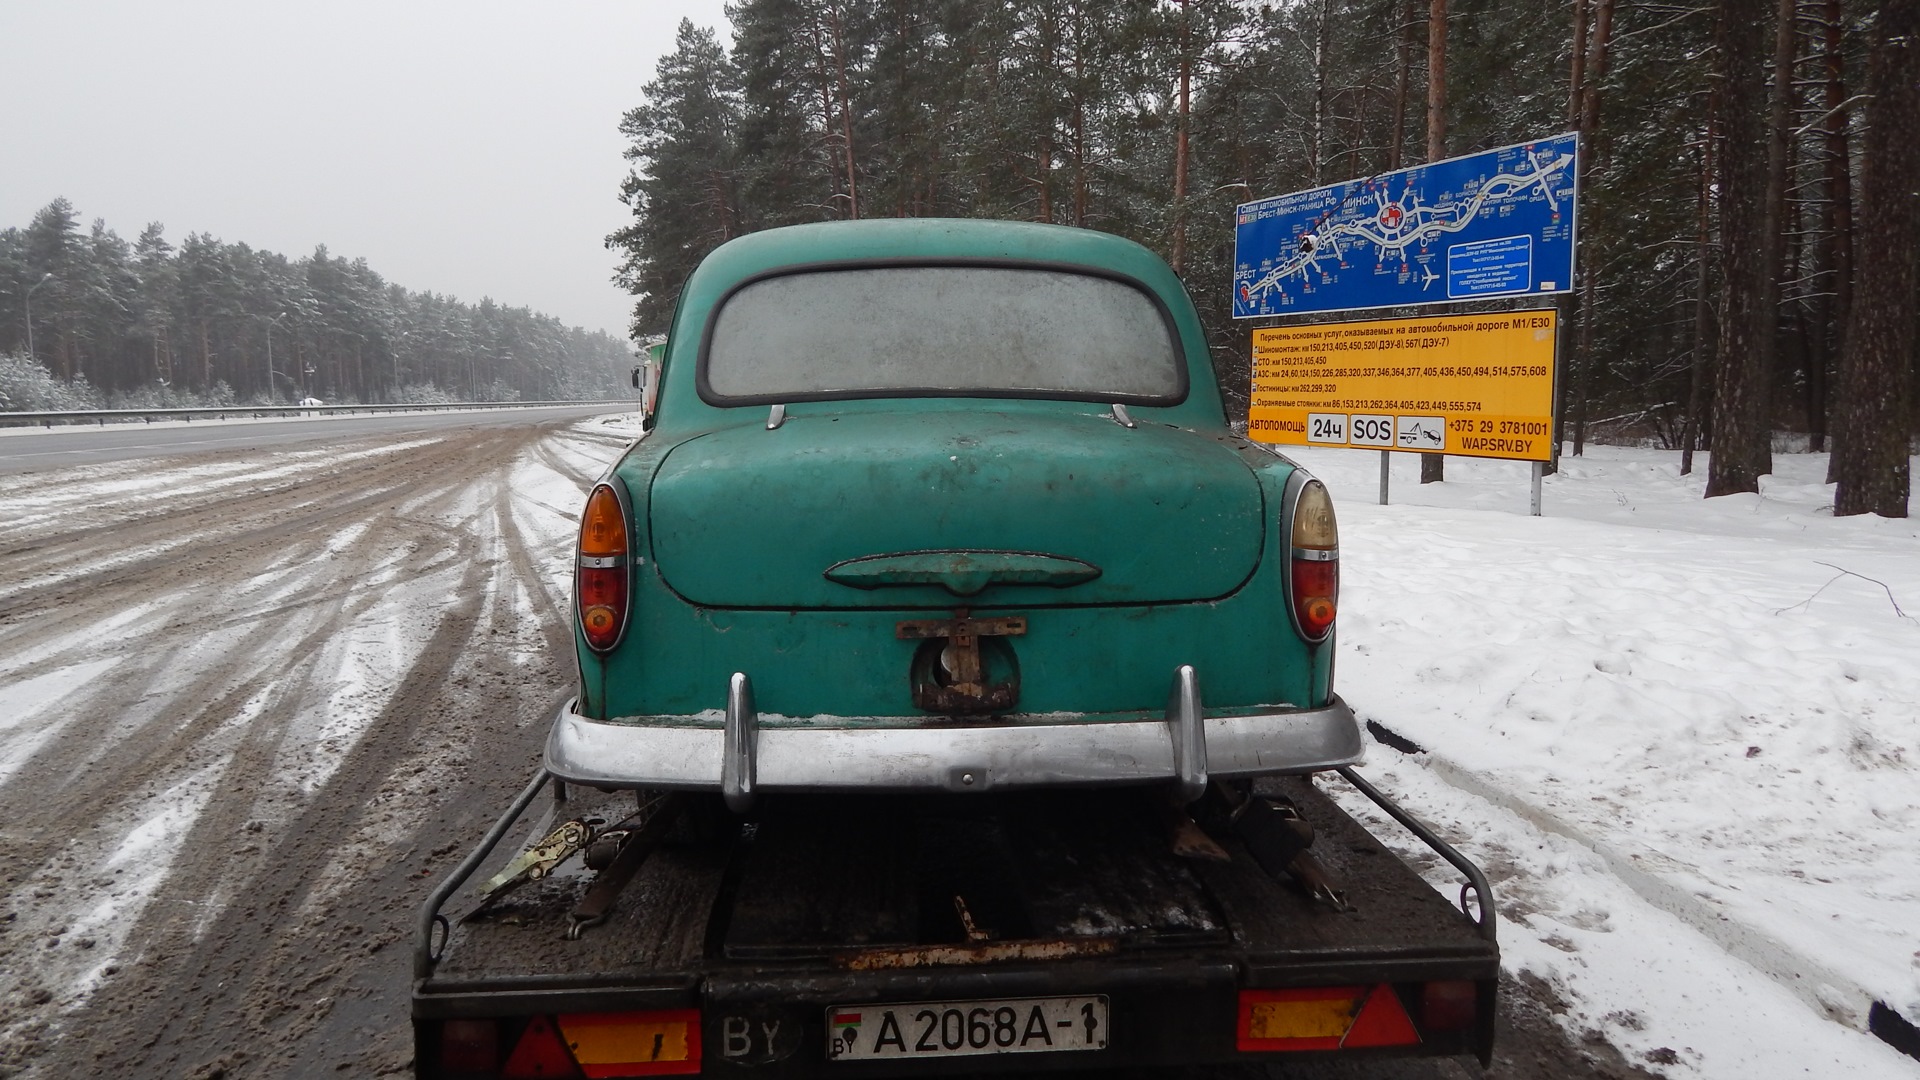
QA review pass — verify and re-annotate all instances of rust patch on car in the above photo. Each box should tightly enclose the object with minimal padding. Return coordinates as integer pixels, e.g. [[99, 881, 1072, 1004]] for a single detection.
[[897, 608, 1027, 712], [832, 937, 1119, 971]]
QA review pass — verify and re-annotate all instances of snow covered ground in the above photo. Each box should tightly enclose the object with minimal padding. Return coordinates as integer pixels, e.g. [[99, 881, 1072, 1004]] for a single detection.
[[2, 414, 1914, 1077], [1289, 443, 1919, 1077]]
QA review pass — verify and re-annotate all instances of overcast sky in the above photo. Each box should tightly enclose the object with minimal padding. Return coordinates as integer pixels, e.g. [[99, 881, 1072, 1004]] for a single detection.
[[0, 1, 734, 340]]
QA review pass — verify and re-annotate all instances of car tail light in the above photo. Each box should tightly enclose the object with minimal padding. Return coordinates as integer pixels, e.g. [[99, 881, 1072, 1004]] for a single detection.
[[1289, 478, 1338, 641], [577, 483, 630, 652]]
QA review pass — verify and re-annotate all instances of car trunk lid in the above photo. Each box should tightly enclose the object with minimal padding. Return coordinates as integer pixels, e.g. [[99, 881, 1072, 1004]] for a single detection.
[[647, 408, 1265, 609]]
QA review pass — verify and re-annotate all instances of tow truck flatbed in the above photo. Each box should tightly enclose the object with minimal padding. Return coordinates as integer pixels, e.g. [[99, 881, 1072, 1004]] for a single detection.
[[414, 772, 1496, 1076]]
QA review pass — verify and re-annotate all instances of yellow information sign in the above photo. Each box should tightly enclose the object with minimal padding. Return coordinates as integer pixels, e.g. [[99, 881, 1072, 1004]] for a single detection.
[[1249, 310, 1558, 462]]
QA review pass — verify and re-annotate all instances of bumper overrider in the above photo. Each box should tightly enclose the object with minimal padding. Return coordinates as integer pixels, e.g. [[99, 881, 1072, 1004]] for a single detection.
[[546, 666, 1362, 811]]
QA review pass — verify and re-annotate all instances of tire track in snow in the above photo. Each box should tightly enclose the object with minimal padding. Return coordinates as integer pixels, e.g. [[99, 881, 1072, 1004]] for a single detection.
[[0, 426, 551, 1076]]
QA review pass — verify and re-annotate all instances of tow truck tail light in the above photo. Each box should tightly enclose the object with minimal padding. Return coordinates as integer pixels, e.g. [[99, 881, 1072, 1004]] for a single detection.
[[577, 483, 630, 652], [1236, 984, 1419, 1052], [439, 1019, 500, 1077], [1289, 479, 1339, 641], [556, 1009, 701, 1076], [438, 1010, 700, 1079], [1419, 979, 1479, 1032]]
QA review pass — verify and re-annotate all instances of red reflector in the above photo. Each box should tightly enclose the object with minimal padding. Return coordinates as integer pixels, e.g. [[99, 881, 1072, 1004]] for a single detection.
[[441, 1019, 500, 1074], [1341, 984, 1421, 1048], [504, 1015, 585, 1079], [1420, 979, 1478, 1032], [556, 1010, 701, 1077]]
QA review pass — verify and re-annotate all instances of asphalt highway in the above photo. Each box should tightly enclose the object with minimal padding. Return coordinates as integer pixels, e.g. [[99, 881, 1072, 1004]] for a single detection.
[[0, 403, 635, 474]]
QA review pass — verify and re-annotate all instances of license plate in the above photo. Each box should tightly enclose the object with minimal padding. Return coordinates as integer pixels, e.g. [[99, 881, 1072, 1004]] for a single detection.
[[826, 995, 1109, 1060]]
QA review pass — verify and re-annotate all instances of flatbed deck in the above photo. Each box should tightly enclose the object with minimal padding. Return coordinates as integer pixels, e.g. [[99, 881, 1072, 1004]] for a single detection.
[[415, 774, 1495, 1075]]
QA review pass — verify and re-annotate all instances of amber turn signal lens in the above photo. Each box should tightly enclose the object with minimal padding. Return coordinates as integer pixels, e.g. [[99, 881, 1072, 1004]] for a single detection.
[[1290, 479, 1338, 551], [580, 484, 628, 558]]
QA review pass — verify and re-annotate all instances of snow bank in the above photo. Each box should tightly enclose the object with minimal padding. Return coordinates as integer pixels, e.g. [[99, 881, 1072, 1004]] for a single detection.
[[1290, 443, 1920, 1076]]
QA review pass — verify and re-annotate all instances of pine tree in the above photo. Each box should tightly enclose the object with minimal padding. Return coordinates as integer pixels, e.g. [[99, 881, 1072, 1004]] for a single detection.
[[609, 19, 743, 336]]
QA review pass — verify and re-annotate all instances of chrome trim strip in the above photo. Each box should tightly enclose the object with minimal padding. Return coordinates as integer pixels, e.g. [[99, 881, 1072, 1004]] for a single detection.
[[544, 694, 1363, 794], [1290, 547, 1337, 562], [577, 555, 625, 569], [1166, 665, 1206, 803], [722, 673, 757, 813]]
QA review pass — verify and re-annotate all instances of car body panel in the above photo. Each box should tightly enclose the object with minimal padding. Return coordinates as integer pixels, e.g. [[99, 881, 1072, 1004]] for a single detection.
[[649, 406, 1266, 610]]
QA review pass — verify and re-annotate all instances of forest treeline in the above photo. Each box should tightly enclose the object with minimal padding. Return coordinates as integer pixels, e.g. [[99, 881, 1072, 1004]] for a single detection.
[[611, 0, 1916, 515], [0, 198, 632, 409]]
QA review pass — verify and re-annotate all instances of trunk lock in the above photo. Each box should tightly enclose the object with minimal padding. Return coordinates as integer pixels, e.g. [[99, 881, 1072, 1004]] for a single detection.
[[897, 609, 1026, 713]]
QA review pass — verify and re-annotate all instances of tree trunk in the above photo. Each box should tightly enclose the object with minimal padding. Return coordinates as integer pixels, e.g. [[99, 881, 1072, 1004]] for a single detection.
[[829, 4, 860, 220], [1681, 110, 1718, 477], [1311, 0, 1332, 184], [1759, 0, 1796, 433], [1388, 0, 1414, 171], [1569, 0, 1614, 457], [1818, 0, 1853, 465], [1832, 0, 1917, 516], [1421, 0, 1447, 483], [1551, 0, 1591, 473], [1170, 0, 1192, 276], [1706, 0, 1774, 496], [1071, 3, 1088, 227]]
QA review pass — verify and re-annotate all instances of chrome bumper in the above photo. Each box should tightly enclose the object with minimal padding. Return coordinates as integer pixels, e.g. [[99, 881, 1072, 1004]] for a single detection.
[[545, 668, 1363, 808]]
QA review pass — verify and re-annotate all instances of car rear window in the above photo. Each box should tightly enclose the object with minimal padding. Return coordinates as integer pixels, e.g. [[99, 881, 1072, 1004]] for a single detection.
[[701, 266, 1184, 403]]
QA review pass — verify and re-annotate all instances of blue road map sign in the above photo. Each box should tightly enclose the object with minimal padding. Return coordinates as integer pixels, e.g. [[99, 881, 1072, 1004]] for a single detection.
[[1233, 133, 1578, 319]]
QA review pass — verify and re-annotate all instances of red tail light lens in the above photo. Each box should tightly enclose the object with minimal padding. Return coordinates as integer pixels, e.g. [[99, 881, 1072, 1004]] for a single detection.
[[439, 1018, 501, 1077], [1419, 979, 1479, 1032], [1289, 479, 1338, 641], [577, 483, 630, 652]]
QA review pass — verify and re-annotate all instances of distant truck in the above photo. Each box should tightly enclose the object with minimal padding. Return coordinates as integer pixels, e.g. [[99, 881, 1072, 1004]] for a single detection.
[[413, 220, 1497, 1078]]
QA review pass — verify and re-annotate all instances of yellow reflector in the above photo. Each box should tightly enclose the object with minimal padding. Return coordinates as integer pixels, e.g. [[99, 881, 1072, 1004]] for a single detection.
[[1237, 987, 1361, 1051], [1237, 985, 1422, 1053], [556, 1009, 700, 1077], [1249, 996, 1357, 1039]]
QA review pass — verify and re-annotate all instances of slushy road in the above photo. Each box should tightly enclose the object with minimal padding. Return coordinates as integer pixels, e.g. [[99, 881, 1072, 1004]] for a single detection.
[[0, 402, 635, 474]]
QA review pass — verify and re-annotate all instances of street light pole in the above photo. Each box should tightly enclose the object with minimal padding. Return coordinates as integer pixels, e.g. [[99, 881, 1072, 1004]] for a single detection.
[[263, 311, 291, 401], [24, 273, 53, 361]]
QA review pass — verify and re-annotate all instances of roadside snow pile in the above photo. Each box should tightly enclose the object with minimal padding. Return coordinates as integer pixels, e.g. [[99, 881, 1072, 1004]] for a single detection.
[[1289, 444, 1920, 1078]]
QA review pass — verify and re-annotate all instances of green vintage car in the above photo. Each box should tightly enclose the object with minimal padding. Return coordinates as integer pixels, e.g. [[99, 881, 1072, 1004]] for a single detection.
[[551, 219, 1356, 810]]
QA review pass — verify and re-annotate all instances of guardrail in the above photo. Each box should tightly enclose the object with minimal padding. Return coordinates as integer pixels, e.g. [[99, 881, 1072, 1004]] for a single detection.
[[0, 400, 634, 428]]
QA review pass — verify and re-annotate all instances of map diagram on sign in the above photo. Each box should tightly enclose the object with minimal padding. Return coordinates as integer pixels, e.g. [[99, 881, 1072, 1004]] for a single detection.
[[1233, 133, 1578, 318]]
